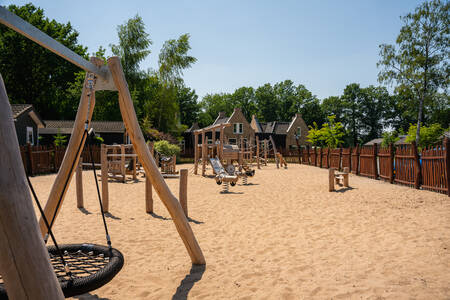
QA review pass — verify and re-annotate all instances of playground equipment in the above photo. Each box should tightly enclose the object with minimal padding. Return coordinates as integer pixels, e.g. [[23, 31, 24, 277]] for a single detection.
[[209, 157, 238, 192], [269, 136, 287, 169], [101, 144, 138, 183], [329, 167, 350, 192], [0, 7, 204, 299]]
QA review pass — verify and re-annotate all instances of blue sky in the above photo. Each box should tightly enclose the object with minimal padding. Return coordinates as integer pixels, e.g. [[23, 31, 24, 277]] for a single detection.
[[4, 0, 425, 100]]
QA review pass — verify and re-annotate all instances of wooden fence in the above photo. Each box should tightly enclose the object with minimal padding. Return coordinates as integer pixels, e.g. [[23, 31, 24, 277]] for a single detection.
[[329, 148, 341, 170], [20, 144, 101, 176], [301, 139, 448, 196]]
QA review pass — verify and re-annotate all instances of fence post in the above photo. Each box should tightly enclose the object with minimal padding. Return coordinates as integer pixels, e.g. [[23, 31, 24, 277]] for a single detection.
[[179, 169, 188, 217], [389, 143, 394, 184], [101, 144, 109, 213], [318, 147, 322, 168], [412, 141, 421, 189], [373, 143, 378, 179], [354, 145, 360, 175], [306, 145, 310, 165], [27, 143, 34, 176], [444, 138, 450, 197]]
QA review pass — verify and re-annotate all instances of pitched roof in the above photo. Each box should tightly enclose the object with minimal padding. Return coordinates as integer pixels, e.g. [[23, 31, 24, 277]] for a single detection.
[[364, 138, 384, 146], [40, 120, 125, 134], [10, 104, 33, 118], [185, 122, 200, 132], [273, 122, 290, 135]]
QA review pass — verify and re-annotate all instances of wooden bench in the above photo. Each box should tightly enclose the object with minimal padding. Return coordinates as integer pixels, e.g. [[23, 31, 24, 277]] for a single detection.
[[329, 167, 349, 192]]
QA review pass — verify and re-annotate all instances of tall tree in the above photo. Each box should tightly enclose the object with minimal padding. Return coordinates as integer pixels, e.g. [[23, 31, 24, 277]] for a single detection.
[[377, 0, 449, 144], [177, 85, 200, 127], [110, 15, 152, 86], [0, 4, 88, 119], [231, 87, 257, 121], [341, 83, 364, 146], [255, 83, 277, 122]]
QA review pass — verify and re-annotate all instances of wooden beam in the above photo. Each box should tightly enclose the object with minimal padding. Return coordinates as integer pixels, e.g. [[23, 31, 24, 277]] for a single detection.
[[201, 131, 206, 176], [256, 135, 260, 169], [0, 74, 64, 299], [39, 60, 99, 236], [107, 57, 205, 265]]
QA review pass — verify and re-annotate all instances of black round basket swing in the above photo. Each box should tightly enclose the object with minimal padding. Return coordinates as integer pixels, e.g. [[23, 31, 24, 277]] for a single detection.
[[0, 120, 124, 299]]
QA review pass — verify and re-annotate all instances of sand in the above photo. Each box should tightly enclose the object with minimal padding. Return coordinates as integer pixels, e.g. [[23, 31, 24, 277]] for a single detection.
[[27, 163, 450, 299]]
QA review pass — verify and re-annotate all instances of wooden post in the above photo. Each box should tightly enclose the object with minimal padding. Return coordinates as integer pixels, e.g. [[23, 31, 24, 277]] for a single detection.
[[76, 157, 83, 208], [239, 137, 244, 166], [132, 147, 137, 180], [256, 135, 260, 169], [354, 145, 360, 175], [120, 144, 125, 183], [101, 144, 109, 213], [444, 138, 450, 197], [389, 143, 394, 184], [212, 129, 216, 157], [329, 168, 335, 192], [194, 132, 198, 175], [219, 126, 224, 161], [412, 141, 421, 189], [343, 167, 349, 187], [179, 169, 188, 217], [0, 74, 64, 299], [264, 139, 268, 165], [201, 130, 206, 176], [318, 147, 323, 168], [270, 136, 279, 169], [39, 61, 99, 236], [145, 177, 153, 213], [108, 57, 205, 265], [27, 143, 34, 176]]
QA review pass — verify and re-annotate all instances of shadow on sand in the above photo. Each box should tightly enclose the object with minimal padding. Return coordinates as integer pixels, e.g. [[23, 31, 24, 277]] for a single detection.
[[335, 186, 355, 193], [78, 207, 92, 215], [172, 264, 206, 300]]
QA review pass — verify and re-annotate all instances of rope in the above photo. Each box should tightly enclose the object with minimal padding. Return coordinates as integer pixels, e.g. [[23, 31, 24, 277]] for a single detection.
[[26, 176, 73, 280], [87, 132, 112, 249]]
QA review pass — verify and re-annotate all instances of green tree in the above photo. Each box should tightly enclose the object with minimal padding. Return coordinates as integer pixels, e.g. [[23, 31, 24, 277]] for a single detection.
[[231, 87, 257, 121], [198, 93, 234, 127], [341, 83, 364, 146], [177, 85, 200, 127], [0, 4, 88, 119], [307, 115, 344, 148], [255, 83, 277, 122], [381, 130, 401, 147], [377, 0, 449, 145], [110, 15, 152, 85]]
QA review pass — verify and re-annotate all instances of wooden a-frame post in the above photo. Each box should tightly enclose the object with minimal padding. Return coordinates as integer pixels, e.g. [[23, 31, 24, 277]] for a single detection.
[[0, 75, 64, 299]]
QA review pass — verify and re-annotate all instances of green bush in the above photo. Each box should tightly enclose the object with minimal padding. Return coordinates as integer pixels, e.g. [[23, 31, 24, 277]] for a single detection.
[[406, 123, 446, 148], [154, 140, 180, 157], [381, 130, 400, 147]]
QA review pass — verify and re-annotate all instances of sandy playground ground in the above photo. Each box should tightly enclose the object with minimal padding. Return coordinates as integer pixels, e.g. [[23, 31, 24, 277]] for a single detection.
[[28, 162, 449, 299]]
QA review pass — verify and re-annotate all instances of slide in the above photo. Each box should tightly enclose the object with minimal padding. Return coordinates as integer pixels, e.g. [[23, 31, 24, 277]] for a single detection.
[[209, 157, 226, 175]]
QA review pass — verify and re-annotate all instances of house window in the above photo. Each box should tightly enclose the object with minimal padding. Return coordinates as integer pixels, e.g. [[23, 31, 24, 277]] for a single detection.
[[228, 138, 237, 145], [26, 127, 34, 145], [207, 138, 213, 144], [296, 127, 301, 137], [233, 123, 243, 134]]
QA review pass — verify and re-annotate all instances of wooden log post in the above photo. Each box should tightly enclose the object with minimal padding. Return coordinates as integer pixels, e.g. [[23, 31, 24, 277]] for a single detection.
[[132, 147, 137, 180], [108, 57, 205, 265], [201, 131, 206, 176], [264, 139, 268, 165], [120, 144, 125, 183], [146, 177, 153, 213], [101, 144, 109, 213], [354, 145, 360, 175], [318, 148, 323, 168], [179, 169, 188, 217], [212, 128, 216, 158], [39, 61, 98, 236], [256, 135, 260, 169], [146, 144, 154, 213], [343, 167, 349, 187], [445, 138, 450, 197], [76, 157, 83, 208], [389, 143, 394, 184], [219, 126, 224, 161], [329, 168, 335, 192], [0, 74, 64, 299], [194, 133, 199, 175], [412, 141, 421, 189]]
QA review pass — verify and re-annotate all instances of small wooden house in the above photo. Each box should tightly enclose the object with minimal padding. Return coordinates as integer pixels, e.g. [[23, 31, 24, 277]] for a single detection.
[[11, 104, 45, 145], [212, 108, 255, 145], [250, 113, 309, 152]]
